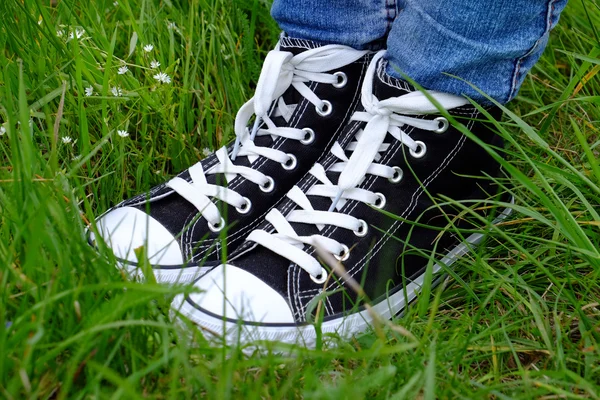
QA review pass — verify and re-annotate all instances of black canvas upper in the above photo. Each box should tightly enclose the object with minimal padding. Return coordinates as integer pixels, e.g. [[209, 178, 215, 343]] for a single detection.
[[110, 38, 373, 267], [224, 59, 507, 323]]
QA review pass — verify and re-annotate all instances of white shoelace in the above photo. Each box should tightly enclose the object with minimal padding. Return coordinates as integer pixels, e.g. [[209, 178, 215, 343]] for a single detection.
[[166, 44, 368, 230], [246, 51, 470, 281]]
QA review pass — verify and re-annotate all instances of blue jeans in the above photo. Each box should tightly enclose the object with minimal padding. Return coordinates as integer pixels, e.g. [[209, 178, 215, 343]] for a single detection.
[[271, 0, 568, 104]]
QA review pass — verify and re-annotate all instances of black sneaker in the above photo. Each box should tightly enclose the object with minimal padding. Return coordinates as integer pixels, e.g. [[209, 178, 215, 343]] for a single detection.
[[172, 51, 513, 346], [89, 37, 372, 283]]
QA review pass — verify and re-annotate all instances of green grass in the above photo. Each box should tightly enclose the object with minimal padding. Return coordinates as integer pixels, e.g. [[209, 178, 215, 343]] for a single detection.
[[1, 0, 599, 398]]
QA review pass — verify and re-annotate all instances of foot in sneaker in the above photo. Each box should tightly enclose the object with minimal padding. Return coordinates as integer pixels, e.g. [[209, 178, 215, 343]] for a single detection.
[[172, 51, 512, 346], [89, 37, 371, 283]]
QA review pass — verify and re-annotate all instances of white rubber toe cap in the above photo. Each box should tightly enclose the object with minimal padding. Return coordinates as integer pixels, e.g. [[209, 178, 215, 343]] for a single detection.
[[90, 206, 184, 266], [188, 264, 294, 324]]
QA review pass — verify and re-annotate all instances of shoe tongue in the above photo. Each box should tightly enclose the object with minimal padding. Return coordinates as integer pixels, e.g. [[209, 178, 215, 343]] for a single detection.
[[278, 60, 415, 239], [247, 37, 326, 150], [371, 58, 415, 101], [274, 36, 327, 114], [278, 36, 326, 55], [227, 38, 327, 169]]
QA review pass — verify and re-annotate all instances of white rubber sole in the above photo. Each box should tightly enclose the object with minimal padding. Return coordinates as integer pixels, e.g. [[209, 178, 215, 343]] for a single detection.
[[172, 202, 514, 347], [117, 260, 213, 284], [87, 226, 214, 284]]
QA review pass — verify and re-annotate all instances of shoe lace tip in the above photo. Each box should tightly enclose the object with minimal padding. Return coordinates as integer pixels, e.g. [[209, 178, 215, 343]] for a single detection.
[[328, 190, 343, 212], [231, 138, 240, 161], [249, 117, 261, 141]]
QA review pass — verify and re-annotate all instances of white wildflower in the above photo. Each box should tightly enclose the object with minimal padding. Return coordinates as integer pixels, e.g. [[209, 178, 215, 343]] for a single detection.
[[117, 130, 129, 138], [84, 86, 94, 97], [56, 29, 64, 37], [118, 65, 129, 75], [155, 170, 162, 175], [62, 136, 73, 144], [111, 86, 123, 96], [167, 21, 176, 29], [153, 72, 171, 84], [113, 1, 118, 6], [201, 147, 212, 157], [75, 28, 85, 39], [150, 60, 160, 69], [143, 44, 154, 52], [0, 126, 6, 136]]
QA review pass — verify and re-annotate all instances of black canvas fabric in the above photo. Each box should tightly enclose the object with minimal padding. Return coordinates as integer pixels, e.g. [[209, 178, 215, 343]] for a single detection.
[[225, 59, 508, 323], [108, 37, 373, 268]]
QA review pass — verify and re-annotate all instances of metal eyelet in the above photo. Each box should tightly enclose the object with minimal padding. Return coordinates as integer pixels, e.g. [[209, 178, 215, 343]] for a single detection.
[[373, 193, 386, 209], [208, 217, 225, 233], [282, 154, 297, 171], [334, 244, 350, 262], [315, 100, 333, 117], [235, 197, 252, 214], [310, 267, 328, 284], [434, 117, 449, 134], [389, 166, 403, 183], [354, 219, 368, 237], [333, 71, 347, 88], [409, 141, 427, 159], [301, 128, 315, 145], [259, 176, 275, 193]]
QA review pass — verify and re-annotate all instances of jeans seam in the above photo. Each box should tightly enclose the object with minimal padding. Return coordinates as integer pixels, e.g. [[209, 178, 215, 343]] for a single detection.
[[385, 0, 398, 35], [508, 0, 558, 102]]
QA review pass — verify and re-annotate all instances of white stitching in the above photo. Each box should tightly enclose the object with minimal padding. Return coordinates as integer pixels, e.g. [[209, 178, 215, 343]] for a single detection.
[[325, 108, 478, 290], [187, 82, 319, 246], [294, 108, 479, 313], [288, 119, 364, 317], [196, 60, 370, 261]]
